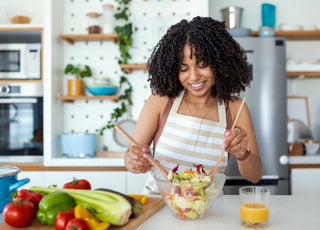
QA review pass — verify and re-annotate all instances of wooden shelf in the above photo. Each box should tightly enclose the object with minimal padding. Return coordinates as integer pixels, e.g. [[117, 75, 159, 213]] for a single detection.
[[59, 95, 119, 103], [59, 33, 118, 45], [251, 30, 320, 40], [0, 26, 43, 31], [120, 63, 147, 73], [287, 71, 320, 78]]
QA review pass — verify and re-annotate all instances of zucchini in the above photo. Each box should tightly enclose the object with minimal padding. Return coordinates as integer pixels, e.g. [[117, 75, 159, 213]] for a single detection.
[[95, 188, 142, 217]]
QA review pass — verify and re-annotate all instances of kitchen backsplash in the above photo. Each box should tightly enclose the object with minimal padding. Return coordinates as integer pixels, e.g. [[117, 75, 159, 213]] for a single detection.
[[62, 0, 209, 152]]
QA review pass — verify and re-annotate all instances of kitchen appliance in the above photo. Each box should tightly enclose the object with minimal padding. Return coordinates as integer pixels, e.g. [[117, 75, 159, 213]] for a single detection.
[[223, 37, 289, 195], [0, 83, 43, 159], [0, 43, 41, 79], [0, 165, 30, 211]]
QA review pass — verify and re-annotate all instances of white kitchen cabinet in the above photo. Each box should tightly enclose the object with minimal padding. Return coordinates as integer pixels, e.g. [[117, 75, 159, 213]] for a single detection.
[[291, 168, 320, 195], [18, 171, 45, 189], [44, 171, 126, 193], [18, 170, 150, 195], [18, 171, 127, 193], [126, 172, 149, 194]]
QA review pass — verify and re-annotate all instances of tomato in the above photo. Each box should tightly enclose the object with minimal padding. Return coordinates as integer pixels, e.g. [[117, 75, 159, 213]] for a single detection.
[[15, 189, 43, 209], [63, 177, 91, 190], [3, 201, 35, 228], [65, 218, 90, 230], [54, 210, 75, 230]]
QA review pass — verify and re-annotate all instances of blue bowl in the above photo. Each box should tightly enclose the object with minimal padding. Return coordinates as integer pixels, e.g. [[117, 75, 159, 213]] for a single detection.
[[87, 85, 117, 95], [227, 28, 252, 37]]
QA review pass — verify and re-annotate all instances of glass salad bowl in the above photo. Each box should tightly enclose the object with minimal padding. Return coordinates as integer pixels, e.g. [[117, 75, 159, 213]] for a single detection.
[[154, 172, 226, 220]]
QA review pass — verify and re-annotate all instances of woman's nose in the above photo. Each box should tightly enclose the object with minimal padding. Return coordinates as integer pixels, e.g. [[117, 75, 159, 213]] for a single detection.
[[190, 67, 200, 81]]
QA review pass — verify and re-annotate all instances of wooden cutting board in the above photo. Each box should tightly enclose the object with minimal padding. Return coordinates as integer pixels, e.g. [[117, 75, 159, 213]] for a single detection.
[[0, 197, 165, 230]]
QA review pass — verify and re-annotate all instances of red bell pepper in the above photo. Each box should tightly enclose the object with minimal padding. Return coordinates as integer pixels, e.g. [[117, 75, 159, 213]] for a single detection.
[[15, 189, 43, 209]]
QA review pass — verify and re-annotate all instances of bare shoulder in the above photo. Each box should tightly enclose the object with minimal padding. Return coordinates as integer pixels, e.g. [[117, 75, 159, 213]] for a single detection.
[[228, 96, 247, 114], [144, 93, 171, 115]]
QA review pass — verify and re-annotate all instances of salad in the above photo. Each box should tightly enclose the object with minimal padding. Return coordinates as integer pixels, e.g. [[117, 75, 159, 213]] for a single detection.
[[164, 164, 218, 220]]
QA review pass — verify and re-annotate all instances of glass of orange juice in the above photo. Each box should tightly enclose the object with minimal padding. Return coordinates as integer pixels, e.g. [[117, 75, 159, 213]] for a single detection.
[[239, 186, 270, 228]]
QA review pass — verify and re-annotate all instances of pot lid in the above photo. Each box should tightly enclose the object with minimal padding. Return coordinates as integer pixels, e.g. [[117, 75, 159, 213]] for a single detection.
[[0, 165, 20, 177]]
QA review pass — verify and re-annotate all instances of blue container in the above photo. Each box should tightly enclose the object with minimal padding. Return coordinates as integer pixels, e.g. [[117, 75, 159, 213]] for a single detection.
[[61, 134, 96, 158], [87, 85, 117, 96], [0, 165, 30, 211], [262, 3, 276, 28]]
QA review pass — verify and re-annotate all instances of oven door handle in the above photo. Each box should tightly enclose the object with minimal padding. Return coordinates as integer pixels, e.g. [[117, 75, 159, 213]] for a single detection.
[[0, 98, 37, 104]]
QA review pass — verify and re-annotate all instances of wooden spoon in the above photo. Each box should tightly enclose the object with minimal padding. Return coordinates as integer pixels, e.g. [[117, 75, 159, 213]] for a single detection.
[[114, 125, 169, 181], [209, 98, 246, 180]]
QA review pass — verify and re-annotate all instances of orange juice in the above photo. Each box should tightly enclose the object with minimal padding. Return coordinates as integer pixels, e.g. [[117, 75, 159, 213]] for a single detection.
[[240, 203, 269, 223]]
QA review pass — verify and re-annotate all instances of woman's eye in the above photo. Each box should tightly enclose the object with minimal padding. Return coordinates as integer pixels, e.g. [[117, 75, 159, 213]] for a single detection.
[[199, 63, 208, 68], [180, 66, 188, 72]]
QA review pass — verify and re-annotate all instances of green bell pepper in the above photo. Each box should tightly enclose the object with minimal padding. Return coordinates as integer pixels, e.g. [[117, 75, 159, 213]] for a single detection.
[[36, 191, 76, 226]]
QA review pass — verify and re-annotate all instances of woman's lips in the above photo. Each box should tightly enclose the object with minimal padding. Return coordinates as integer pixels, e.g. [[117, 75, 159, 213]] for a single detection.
[[190, 81, 206, 90]]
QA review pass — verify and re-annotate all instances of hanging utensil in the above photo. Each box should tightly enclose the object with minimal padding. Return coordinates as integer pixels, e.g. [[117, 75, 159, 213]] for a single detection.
[[113, 105, 137, 147]]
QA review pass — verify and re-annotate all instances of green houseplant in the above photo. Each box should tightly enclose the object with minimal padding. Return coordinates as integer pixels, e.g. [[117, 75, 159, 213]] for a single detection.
[[98, 0, 135, 135], [64, 64, 92, 96]]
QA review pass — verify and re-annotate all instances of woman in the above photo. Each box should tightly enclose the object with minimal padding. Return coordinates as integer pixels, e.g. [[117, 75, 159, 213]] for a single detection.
[[124, 16, 262, 193]]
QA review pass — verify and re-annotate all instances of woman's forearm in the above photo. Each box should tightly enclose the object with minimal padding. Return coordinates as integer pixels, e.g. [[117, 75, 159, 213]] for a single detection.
[[237, 152, 263, 183]]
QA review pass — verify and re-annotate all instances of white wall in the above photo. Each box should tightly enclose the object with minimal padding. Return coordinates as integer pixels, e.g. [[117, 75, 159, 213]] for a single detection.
[[60, 0, 209, 153], [0, 0, 44, 25], [210, 0, 320, 141]]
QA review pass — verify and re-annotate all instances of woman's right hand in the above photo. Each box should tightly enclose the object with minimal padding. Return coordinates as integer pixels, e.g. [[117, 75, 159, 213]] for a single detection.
[[124, 144, 152, 173]]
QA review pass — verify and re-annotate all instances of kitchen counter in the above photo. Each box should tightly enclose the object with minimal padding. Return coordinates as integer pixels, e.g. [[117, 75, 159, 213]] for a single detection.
[[1, 195, 319, 229], [289, 155, 320, 164], [137, 195, 320, 230], [0, 152, 126, 168]]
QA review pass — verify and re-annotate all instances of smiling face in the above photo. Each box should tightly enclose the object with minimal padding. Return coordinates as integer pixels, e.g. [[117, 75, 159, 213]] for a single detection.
[[178, 44, 215, 101]]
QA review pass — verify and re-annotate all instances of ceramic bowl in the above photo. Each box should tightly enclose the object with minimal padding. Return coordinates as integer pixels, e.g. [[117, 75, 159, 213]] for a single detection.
[[154, 173, 226, 220], [93, 75, 111, 85], [227, 28, 252, 37], [87, 85, 117, 95], [304, 141, 320, 155]]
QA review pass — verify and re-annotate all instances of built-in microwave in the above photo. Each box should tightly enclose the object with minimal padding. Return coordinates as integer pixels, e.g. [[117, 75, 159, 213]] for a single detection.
[[0, 43, 41, 80]]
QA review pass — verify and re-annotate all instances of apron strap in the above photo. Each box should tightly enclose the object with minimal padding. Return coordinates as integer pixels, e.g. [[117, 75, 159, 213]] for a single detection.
[[153, 98, 173, 154]]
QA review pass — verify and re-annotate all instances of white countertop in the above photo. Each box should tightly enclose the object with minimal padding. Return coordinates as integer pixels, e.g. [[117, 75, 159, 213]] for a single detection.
[[289, 155, 320, 164], [1, 195, 319, 229], [137, 195, 320, 230]]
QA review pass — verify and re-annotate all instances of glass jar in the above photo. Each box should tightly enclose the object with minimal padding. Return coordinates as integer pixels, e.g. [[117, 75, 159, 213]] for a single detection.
[[102, 4, 115, 34], [87, 12, 101, 34]]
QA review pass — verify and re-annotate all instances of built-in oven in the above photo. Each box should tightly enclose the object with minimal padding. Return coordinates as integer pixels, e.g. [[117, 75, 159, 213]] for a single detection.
[[0, 83, 43, 160]]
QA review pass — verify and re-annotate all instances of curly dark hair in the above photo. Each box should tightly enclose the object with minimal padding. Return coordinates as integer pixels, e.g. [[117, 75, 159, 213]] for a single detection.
[[147, 16, 250, 102]]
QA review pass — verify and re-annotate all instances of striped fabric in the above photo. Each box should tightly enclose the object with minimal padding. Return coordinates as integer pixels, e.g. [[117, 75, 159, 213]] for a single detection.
[[153, 90, 228, 174]]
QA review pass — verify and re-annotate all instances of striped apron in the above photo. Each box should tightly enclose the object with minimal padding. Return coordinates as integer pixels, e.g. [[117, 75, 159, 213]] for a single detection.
[[143, 90, 228, 195]]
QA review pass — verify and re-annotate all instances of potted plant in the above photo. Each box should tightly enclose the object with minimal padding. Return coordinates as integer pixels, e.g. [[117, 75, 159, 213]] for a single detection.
[[64, 64, 92, 96]]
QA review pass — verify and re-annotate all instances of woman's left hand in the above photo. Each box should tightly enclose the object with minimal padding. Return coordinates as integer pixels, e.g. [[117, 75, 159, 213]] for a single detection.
[[222, 126, 249, 160]]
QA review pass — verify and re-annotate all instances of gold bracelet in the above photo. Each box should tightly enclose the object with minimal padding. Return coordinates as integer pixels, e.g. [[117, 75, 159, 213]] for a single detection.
[[236, 149, 251, 161]]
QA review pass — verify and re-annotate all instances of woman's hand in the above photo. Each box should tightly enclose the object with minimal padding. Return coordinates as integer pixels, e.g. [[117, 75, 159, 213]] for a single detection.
[[222, 126, 250, 161], [124, 144, 152, 173]]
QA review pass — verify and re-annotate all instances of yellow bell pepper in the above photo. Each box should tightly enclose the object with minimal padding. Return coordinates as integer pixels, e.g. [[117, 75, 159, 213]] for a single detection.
[[127, 194, 147, 205], [74, 204, 110, 230]]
